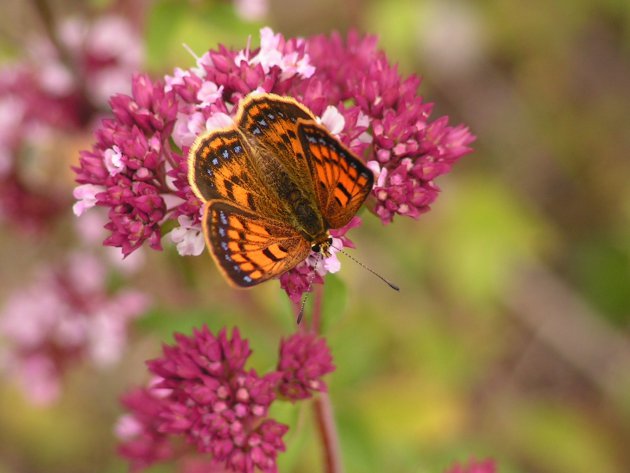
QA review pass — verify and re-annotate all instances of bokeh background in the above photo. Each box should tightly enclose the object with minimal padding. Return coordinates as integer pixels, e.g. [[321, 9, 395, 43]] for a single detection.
[[1, 1, 629, 472]]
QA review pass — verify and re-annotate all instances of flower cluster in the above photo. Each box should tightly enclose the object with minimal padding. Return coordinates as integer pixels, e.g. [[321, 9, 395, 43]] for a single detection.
[[445, 458, 497, 473], [0, 15, 142, 232], [117, 326, 334, 472], [74, 27, 474, 300], [277, 331, 335, 400], [0, 251, 148, 405]]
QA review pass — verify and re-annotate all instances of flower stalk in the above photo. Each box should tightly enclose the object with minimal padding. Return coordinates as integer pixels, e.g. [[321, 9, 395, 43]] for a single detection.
[[309, 284, 343, 473], [313, 394, 343, 473]]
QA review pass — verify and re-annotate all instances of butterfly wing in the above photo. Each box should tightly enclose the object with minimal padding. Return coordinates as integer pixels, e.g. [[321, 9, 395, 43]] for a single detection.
[[188, 129, 278, 215], [189, 93, 373, 288], [188, 122, 311, 287], [297, 122, 374, 229], [203, 200, 311, 287], [236, 93, 319, 197]]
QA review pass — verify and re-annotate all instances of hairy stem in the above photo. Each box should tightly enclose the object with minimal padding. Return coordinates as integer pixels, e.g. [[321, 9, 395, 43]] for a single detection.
[[31, 0, 73, 67], [310, 284, 343, 473], [313, 393, 343, 473], [30, 0, 96, 120]]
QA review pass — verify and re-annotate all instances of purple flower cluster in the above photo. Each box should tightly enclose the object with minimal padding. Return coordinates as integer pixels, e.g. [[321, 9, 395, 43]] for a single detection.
[[76, 75, 178, 255], [277, 332, 335, 400], [446, 458, 497, 473], [117, 386, 175, 472], [117, 326, 334, 472], [0, 251, 148, 405], [0, 15, 141, 232], [74, 27, 474, 300]]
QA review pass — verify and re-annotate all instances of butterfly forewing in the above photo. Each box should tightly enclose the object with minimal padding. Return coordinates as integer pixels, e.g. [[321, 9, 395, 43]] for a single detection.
[[189, 129, 280, 215], [237, 94, 319, 198], [297, 122, 374, 229], [204, 201, 311, 287]]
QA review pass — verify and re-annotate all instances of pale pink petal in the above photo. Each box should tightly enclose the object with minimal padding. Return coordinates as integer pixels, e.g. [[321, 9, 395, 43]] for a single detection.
[[366, 160, 388, 187], [170, 217, 205, 256], [115, 414, 143, 440], [72, 184, 104, 216], [18, 355, 61, 406], [319, 106, 345, 135], [173, 111, 205, 148], [235, 0, 269, 22], [103, 145, 125, 175], [205, 112, 233, 132], [197, 81, 224, 107]]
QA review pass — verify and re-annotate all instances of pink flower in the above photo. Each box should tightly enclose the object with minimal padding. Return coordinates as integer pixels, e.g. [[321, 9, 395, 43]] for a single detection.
[[234, 0, 269, 22], [277, 332, 335, 401], [445, 458, 497, 473], [169, 215, 206, 256], [74, 27, 474, 302], [73, 183, 104, 216], [118, 326, 336, 472], [0, 252, 149, 404], [146, 327, 287, 472], [117, 386, 176, 472], [0, 14, 142, 232]]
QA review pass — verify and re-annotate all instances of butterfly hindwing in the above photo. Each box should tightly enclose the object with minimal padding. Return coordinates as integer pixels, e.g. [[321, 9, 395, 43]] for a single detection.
[[203, 200, 311, 287], [297, 122, 374, 229]]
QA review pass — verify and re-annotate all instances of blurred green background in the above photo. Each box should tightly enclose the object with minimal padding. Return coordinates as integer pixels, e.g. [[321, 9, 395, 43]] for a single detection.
[[1, 1, 629, 472]]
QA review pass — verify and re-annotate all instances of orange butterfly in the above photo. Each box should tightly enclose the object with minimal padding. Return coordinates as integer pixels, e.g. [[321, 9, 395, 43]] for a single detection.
[[188, 93, 374, 287]]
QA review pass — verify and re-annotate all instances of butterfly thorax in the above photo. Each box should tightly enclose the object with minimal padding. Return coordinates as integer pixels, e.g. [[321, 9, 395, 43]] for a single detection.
[[259, 156, 328, 241]]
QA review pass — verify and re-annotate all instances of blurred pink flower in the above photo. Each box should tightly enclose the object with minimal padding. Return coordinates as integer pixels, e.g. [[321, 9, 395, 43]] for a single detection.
[[74, 27, 474, 302], [0, 252, 149, 405], [446, 458, 497, 473], [234, 0, 268, 22], [0, 14, 142, 232]]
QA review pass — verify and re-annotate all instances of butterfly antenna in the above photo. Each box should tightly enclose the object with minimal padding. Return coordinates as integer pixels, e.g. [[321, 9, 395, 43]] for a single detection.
[[334, 246, 400, 291], [243, 35, 252, 60], [296, 253, 323, 324], [296, 293, 309, 325], [182, 43, 200, 61]]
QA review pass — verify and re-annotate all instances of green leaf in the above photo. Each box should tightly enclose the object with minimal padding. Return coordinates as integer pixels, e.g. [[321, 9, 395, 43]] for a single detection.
[[321, 273, 348, 330]]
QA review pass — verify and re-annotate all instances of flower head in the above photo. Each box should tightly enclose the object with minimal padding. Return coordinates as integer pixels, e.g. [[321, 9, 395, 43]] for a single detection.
[[445, 458, 497, 473], [117, 386, 176, 472], [0, 14, 142, 232], [74, 27, 474, 301], [127, 326, 288, 473], [0, 251, 148, 404], [118, 326, 336, 472], [277, 332, 335, 401]]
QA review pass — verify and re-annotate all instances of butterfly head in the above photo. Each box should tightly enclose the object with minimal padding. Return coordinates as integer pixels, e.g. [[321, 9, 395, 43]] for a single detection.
[[311, 235, 333, 258]]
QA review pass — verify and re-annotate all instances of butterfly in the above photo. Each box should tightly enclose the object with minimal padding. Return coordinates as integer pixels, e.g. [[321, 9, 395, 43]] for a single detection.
[[188, 93, 374, 287]]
